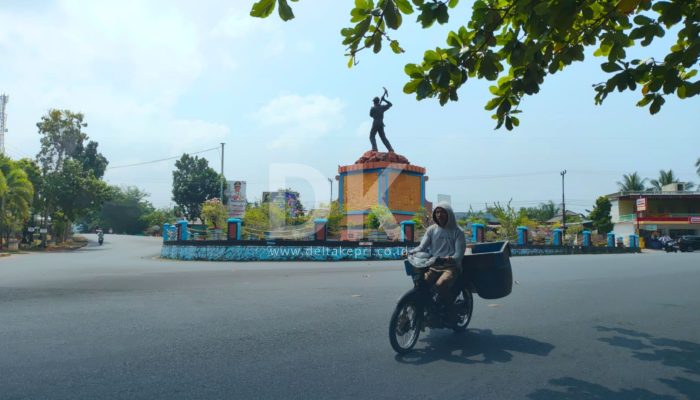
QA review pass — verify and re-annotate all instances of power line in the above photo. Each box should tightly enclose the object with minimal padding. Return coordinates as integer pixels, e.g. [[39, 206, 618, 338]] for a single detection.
[[107, 146, 219, 170], [430, 171, 558, 181]]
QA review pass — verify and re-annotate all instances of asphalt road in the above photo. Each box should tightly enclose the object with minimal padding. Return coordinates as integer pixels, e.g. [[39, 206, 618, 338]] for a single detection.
[[1, 235, 699, 400]]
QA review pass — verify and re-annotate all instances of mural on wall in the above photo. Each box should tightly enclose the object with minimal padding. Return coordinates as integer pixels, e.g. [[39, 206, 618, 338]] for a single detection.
[[161, 244, 409, 262], [161, 242, 637, 262]]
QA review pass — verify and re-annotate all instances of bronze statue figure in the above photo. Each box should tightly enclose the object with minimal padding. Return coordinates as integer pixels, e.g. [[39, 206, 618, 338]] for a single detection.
[[369, 87, 394, 152]]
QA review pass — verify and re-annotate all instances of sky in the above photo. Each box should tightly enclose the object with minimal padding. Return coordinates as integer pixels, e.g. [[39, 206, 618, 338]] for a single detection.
[[1, 0, 698, 213]]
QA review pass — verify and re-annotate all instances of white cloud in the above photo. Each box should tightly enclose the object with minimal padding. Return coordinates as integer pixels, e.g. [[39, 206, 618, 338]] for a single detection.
[[355, 120, 372, 137], [0, 1, 321, 206], [254, 94, 345, 150]]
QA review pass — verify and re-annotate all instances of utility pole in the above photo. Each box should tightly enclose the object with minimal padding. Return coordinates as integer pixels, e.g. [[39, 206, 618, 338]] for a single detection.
[[561, 170, 567, 233], [0, 94, 8, 155], [220, 143, 225, 201]]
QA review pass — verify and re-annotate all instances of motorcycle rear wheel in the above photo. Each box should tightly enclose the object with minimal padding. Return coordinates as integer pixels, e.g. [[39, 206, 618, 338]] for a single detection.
[[452, 289, 474, 332], [389, 299, 422, 354]]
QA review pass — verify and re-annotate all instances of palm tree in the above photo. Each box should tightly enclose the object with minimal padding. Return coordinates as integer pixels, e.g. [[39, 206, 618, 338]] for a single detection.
[[0, 170, 7, 199], [650, 169, 696, 192], [617, 172, 647, 192], [539, 201, 560, 222], [650, 169, 676, 191], [0, 161, 35, 242]]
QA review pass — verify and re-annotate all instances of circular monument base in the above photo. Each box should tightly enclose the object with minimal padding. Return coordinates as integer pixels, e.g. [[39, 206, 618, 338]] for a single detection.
[[338, 151, 429, 240]]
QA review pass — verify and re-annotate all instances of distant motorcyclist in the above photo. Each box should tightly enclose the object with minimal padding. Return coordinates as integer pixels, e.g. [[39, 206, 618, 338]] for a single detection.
[[97, 228, 104, 245], [408, 202, 466, 307]]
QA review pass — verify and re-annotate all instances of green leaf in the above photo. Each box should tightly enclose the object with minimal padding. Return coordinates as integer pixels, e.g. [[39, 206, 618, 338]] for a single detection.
[[677, 84, 687, 99], [424, 50, 441, 63], [495, 116, 504, 129], [390, 40, 404, 54], [277, 0, 295, 21], [430, 66, 450, 88], [436, 3, 449, 24], [350, 7, 371, 22], [534, 3, 549, 16], [250, 0, 276, 18], [355, 0, 373, 9], [416, 79, 432, 99], [484, 97, 501, 111], [395, 0, 414, 14], [356, 17, 372, 35], [505, 116, 513, 130], [633, 15, 653, 25], [446, 31, 462, 47], [404, 63, 423, 78], [497, 98, 511, 115], [384, 0, 402, 29], [417, 6, 437, 28], [372, 32, 382, 53], [601, 62, 623, 73], [448, 0, 459, 8], [403, 78, 421, 94], [509, 44, 525, 67], [649, 95, 665, 114]]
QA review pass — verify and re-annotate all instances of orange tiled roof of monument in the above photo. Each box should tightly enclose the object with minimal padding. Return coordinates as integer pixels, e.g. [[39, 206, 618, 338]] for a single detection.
[[338, 151, 425, 174]]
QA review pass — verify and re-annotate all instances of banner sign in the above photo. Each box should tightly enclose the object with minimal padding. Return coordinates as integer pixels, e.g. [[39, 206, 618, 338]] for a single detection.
[[636, 198, 647, 212], [226, 180, 247, 218]]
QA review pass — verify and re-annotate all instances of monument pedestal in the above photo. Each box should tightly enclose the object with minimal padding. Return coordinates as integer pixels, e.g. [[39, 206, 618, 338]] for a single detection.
[[338, 151, 430, 240]]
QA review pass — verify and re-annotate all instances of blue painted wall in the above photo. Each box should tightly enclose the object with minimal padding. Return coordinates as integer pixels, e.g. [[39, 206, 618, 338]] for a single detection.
[[161, 242, 639, 261], [161, 243, 409, 261]]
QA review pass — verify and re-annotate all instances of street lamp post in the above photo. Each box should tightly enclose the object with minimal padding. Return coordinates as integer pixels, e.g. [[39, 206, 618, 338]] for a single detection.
[[561, 170, 567, 233], [220, 143, 225, 201], [328, 178, 333, 206]]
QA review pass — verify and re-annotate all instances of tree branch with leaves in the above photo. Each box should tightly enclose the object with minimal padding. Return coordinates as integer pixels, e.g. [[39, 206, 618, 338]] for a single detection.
[[252, 0, 700, 130]]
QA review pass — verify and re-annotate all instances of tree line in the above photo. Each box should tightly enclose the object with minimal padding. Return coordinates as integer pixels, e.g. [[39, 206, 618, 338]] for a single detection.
[[2, 109, 185, 247], [1, 110, 112, 247]]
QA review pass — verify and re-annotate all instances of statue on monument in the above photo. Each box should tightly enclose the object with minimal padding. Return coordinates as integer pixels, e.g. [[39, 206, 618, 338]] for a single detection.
[[369, 87, 394, 153]]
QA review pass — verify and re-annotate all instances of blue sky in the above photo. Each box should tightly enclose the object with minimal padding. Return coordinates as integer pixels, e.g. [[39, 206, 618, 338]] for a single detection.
[[1, 0, 698, 212]]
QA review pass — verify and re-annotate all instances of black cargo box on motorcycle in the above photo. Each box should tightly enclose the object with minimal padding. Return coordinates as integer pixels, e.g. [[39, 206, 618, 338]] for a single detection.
[[461, 241, 512, 299]]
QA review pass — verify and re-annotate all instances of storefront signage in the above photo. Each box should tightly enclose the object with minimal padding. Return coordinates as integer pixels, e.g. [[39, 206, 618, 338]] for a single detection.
[[690, 216, 700, 224], [636, 198, 647, 212]]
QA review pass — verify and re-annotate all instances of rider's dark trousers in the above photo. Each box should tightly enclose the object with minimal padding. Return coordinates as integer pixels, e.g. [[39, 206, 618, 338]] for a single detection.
[[370, 125, 394, 152]]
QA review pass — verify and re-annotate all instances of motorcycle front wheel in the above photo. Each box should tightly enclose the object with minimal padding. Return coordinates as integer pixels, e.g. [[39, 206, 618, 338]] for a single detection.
[[452, 289, 474, 332], [389, 298, 422, 354]]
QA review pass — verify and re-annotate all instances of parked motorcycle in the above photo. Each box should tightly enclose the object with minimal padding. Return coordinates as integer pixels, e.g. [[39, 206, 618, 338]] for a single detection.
[[389, 241, 513, 354]]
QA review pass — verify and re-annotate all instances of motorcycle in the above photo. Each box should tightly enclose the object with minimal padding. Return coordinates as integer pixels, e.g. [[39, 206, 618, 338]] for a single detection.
[[389, 241, 513, 354], [663, 240, 678, 253], [97, 230, 104, 245]]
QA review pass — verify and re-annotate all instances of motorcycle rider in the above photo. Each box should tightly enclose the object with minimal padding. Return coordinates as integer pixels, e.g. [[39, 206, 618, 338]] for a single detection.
[[408, 202, 466, 309], [97, 227, 104, 245]]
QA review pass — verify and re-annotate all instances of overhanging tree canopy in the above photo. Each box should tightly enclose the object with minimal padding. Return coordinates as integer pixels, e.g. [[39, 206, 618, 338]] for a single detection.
[[252, 0, 700, 130]]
